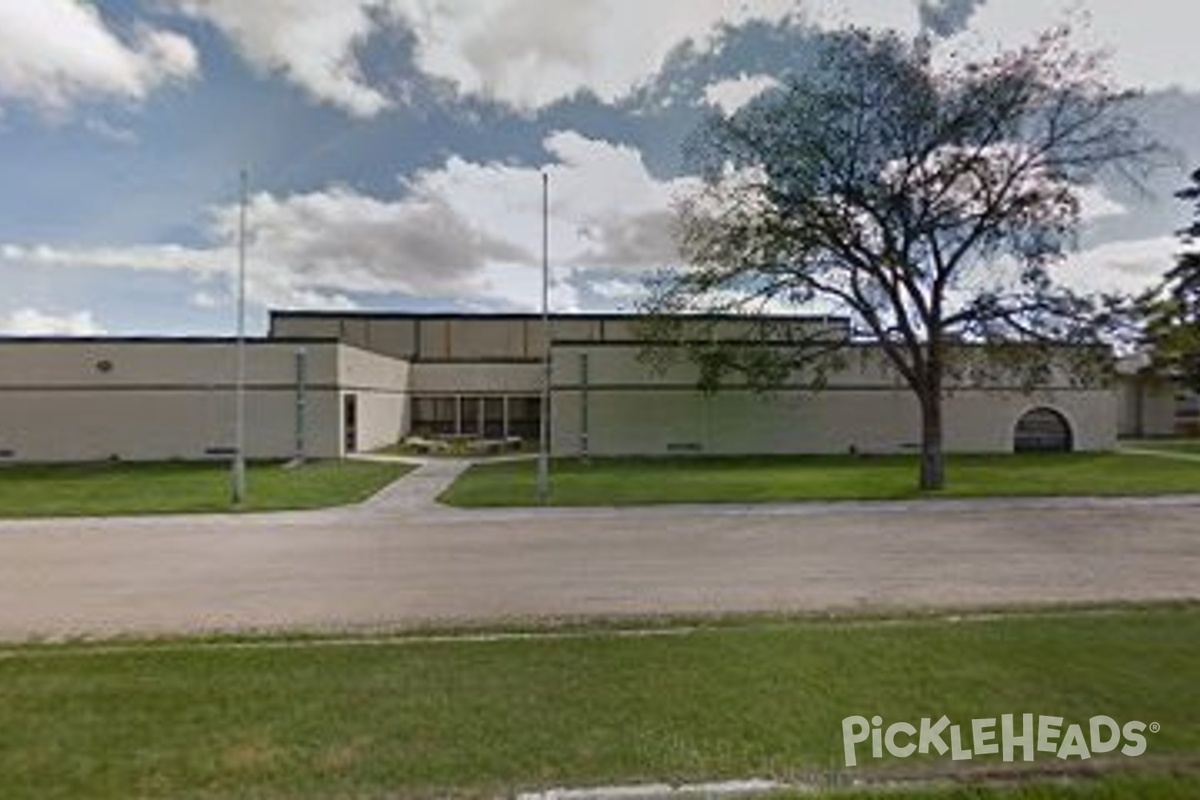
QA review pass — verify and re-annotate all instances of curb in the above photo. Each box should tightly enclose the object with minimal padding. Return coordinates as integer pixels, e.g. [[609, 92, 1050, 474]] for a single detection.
[[517, 779, 786, 800]]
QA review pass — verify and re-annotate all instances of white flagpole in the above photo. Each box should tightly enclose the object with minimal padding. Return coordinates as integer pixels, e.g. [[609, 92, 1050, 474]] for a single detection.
[[536, 172, 551, 504], [231, 168, 248, 505]]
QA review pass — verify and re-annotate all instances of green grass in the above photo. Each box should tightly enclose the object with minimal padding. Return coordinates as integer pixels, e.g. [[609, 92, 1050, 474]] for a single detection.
[[440, 452, 1200, 507], [0, 607, 1196, 798], [0, 460, 411, 517]]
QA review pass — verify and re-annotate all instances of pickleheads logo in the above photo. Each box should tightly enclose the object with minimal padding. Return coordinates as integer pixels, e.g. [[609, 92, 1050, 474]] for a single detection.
[[841, 714, 1157, 767]]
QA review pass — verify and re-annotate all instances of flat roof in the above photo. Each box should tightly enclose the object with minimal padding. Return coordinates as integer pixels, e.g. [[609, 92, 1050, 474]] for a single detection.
[[268, 309, 850, 323], [0, 336, 342, 345]]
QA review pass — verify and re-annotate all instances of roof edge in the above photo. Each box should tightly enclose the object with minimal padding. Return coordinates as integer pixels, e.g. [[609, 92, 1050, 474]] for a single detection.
[[268, 309, 851, 323]]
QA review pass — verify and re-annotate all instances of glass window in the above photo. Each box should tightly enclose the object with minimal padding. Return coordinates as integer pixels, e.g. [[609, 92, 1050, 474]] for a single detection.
[[411, 396, 457, 436], [460, 397, 482, 436], [484, 397, 505, 439], [506, 396, 541, 440]]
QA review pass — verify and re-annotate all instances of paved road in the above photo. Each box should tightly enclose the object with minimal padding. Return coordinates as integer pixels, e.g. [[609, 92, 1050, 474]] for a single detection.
[[0, 465, 1197, 639]]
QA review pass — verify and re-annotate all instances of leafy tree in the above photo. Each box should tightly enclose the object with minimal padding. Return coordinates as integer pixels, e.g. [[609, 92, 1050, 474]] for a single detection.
[[1140, 168, 1200, 392], [645, 28, 1155, 490]]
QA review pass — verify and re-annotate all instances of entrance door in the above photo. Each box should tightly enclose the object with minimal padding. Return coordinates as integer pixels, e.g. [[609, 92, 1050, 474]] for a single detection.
[[343, 394, 358, 454]]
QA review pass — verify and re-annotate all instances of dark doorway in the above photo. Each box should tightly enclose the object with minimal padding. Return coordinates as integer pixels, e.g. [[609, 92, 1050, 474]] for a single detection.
[[1014, 407, 1073, 453], [343, 394, 358, 454]]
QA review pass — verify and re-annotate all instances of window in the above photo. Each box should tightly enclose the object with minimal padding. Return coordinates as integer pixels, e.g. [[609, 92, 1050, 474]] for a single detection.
[[506, 396, 541, 440], [410, 394, 542, 440], [411, 396, 457, 436], [484, 397, 505, 438], [460, 397, 482, 436]]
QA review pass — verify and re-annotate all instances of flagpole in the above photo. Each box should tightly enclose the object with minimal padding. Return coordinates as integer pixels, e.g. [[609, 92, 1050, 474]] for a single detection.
[[536, 172, 551, 504], [231, 168, 248, 505]]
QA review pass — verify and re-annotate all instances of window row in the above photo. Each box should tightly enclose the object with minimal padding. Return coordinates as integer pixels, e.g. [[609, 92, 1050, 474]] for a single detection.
[[411, 395, 542, 439]]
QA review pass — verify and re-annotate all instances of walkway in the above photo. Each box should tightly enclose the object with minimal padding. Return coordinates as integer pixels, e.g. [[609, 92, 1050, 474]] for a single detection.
[[1117, 445, 1200, 463], [351, 455, 471, 513], [349, 453, 532, 513]]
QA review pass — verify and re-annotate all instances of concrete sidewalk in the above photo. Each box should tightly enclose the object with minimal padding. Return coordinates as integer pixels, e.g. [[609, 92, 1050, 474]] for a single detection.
[[354, 457, 473, 513], [1117, 446, 1200, 463], [349, 452, 545, 515]]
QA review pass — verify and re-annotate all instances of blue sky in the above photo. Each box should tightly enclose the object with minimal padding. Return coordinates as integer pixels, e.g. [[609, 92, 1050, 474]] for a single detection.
[[1, 0, 1199, 335]]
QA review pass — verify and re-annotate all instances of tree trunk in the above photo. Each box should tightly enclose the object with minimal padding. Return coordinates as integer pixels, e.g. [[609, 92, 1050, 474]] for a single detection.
[[918, 390, 945, 492]]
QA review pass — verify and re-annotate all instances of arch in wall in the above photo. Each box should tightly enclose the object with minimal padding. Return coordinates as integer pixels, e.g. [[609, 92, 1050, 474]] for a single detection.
[[1013, 406, 1074, 453]]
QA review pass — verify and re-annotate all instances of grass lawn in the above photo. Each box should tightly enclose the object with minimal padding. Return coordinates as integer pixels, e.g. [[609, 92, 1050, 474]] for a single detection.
[[0, 460, 411, 517], [440, 452, 1200, 507], [0, 606, 1196, 798]]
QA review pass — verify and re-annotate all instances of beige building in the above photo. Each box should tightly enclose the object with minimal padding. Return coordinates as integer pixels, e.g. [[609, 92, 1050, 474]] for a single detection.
[[549, 343, 1114, 456], [0, 311, 1127, 463], [0, 337, 406, 462], [1115, 356, 1200, 439], [274, 311, 1116, 457]]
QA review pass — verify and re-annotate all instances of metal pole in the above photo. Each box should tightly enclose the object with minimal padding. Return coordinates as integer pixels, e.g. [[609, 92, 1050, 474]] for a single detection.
[[231, 169, 248, 505], [536, 172, 551, 503], [580, 352, 589, 463], [294, 346, 308, 463]]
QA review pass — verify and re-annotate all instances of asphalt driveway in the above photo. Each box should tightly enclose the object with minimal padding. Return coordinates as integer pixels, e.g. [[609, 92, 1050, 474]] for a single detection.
[[0, 464, 1197, 639]]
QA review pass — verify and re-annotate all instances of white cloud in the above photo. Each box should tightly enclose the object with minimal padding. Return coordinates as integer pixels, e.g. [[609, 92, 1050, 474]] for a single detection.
[[581, 276, 646, 305], [1053, 235, 1177, 295], [1, 243, 227, 276], [0, 308, 106, 336], [1077, 184, 1127, 222], [935, 1, 1200, 92], [32, 0, 1190, 121], [0, 2, 197, 113], [83, 118, 140, 145], [189, 290, 222, 310], [387, 0, 920, 110], [375, 0, 1200, 112], [0, 131, 688, 312], [169, 0, 388, 116], [159, 1, 927, 114], [231, 184, 532, 300], [404, 130, 696, 295], [703, 74, 780, 115]]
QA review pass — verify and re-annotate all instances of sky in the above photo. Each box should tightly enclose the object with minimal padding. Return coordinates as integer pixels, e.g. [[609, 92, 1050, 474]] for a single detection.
[[1, 0, 1199, 336]]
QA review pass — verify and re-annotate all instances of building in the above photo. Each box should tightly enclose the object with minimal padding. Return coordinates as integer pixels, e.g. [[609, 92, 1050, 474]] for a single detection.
[[271, 310, 1119, 456], [0, 311, 1124, 463], [1115, 356, 1200, 439], [0, 337, 406, 462]]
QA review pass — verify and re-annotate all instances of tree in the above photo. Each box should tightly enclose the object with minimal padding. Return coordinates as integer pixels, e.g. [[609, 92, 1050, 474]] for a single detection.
[[645, 27, 1155, 490], [1140, 168, 1200, 392]]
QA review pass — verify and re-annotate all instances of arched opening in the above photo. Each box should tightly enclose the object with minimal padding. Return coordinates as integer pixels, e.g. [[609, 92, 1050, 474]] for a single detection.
[[1014, 407, 1073, 453]]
